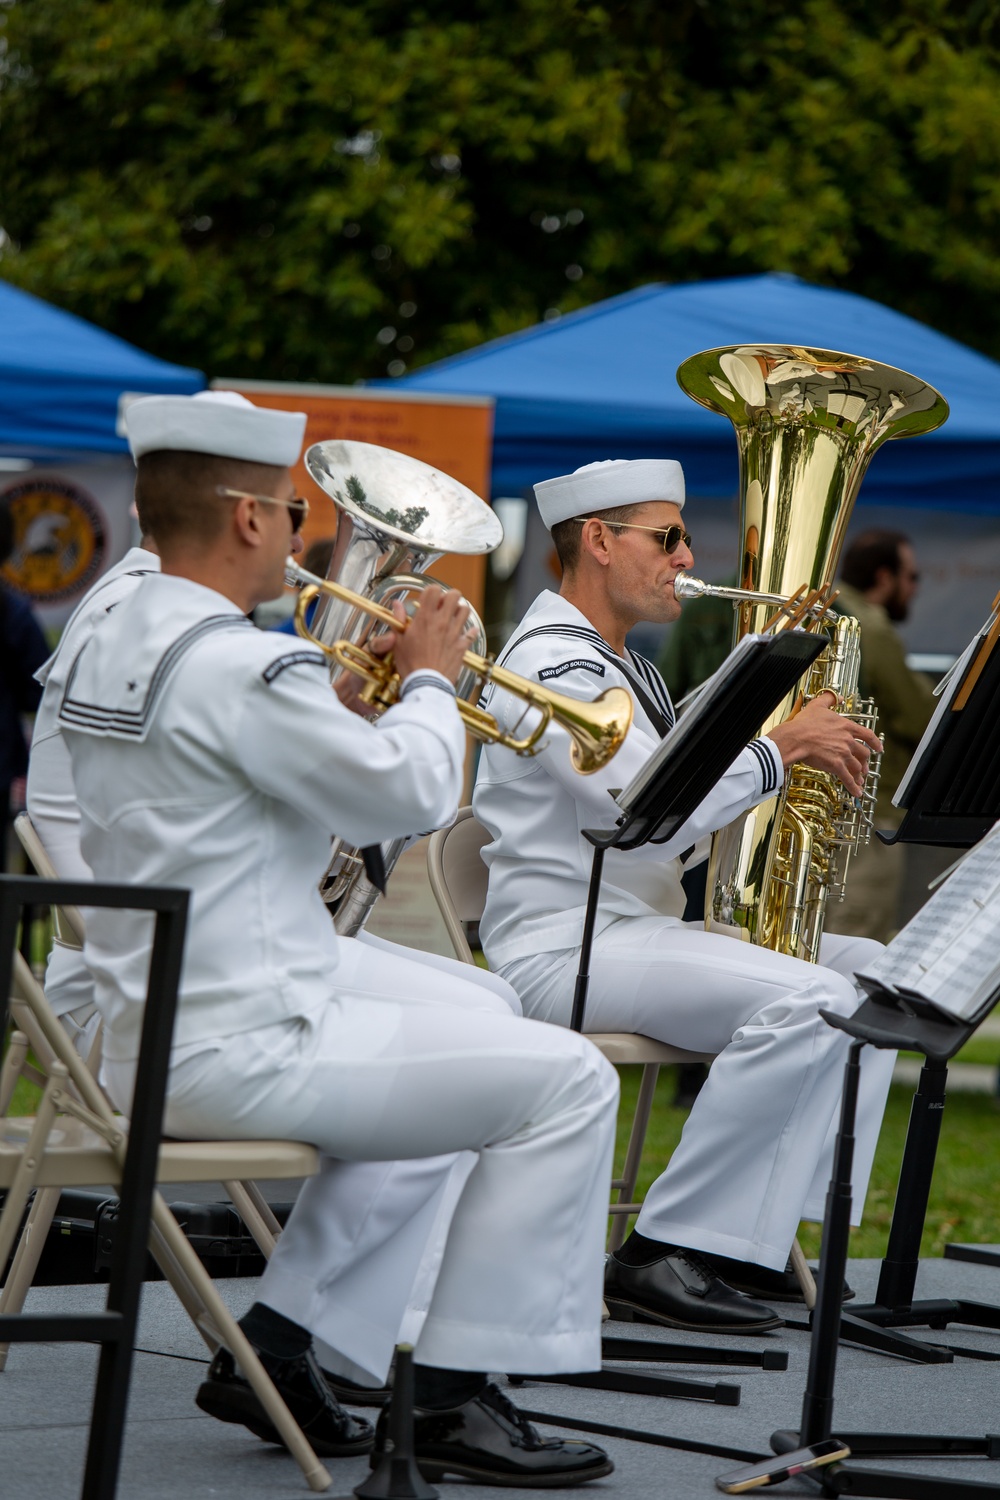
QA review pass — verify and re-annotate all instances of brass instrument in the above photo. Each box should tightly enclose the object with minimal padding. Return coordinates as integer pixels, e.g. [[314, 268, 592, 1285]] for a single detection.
[[291, 438, 632, 935], [674, 575, 836, 615], [286, 558, 634, 771], [675, 344, 949, 962]]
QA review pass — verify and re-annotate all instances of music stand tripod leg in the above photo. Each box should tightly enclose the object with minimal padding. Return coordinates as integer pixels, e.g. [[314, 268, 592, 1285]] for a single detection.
[[756, 1039, 999, 1498], [569, 845, 605, 1036], [848, 1057, 1000, 1359]]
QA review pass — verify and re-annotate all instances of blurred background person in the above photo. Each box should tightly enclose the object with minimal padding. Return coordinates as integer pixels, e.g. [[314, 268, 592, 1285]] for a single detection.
[[825, 528, 936, 943], [0, 496, 48, 869]]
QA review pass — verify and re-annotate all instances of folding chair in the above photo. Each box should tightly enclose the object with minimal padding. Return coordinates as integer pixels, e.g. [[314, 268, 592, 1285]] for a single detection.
[[426, 807, 714, 1251], [12, 813, 284, 1272], [1, 876, 334, 1493]]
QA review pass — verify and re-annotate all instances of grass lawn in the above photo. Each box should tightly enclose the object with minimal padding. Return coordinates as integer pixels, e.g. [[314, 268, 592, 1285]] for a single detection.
[[613, 1065, 1000, 1260], [8, 1021, 999, 1262]]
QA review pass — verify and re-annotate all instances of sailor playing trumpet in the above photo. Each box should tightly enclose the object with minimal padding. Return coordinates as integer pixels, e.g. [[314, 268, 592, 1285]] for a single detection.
[[54, 391, 619, 1487]]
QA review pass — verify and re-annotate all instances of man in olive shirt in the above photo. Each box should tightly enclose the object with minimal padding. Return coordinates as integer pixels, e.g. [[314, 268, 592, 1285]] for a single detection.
[[826, 529, 936, 942]]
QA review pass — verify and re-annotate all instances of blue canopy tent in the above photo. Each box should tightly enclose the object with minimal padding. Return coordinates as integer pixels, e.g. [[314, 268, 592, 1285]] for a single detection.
[[395, 274, 1000, 511], [0, 279, 203, 458]]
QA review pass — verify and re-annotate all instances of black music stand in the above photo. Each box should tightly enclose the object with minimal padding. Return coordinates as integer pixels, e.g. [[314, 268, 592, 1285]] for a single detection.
[[0, 874, 189, 1500], [737, 987, 1000, 1497], [517, 628, 826, 1405], [885, 592, 1000, 850], [805, 1020, 1000, 1365], [821, 606, 1000, 1356]]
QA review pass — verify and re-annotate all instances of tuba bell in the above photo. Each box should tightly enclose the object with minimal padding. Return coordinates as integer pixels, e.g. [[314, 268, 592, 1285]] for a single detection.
[[675, 344, 949, 962]]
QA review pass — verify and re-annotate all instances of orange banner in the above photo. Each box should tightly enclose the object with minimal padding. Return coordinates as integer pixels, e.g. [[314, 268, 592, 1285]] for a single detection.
[[212, 381, 495, 609]]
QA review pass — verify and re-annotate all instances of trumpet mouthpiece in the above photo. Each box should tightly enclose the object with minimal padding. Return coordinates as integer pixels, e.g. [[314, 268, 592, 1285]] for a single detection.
[[285, 558, 320, 589]]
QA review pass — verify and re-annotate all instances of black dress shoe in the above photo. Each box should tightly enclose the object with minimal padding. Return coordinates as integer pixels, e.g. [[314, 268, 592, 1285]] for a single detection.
[[371, 1381, 613, 1487], [604, 1246, 784, 1332], [196, 1345, 375, 1456], [699, 1252, 855, 1304]]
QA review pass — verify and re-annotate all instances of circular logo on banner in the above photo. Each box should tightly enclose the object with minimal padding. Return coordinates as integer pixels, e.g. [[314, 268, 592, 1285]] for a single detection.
[[0, 477, 108, 605]]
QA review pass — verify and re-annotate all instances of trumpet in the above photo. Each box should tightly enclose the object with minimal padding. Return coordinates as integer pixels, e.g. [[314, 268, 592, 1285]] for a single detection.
[[285, 559, 633, 774]]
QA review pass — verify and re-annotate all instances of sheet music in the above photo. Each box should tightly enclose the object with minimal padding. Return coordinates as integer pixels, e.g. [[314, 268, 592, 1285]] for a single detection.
[[857, 820, 1000, 1020], [893, 604, 998, 807], [617, 634, 766, 812]]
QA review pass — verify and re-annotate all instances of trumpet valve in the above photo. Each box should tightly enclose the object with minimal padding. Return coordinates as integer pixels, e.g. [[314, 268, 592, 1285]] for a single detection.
[[361, 677, 397, 711]]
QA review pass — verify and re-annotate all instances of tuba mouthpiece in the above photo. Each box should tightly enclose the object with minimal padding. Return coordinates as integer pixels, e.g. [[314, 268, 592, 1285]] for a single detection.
[[674, 573, 707, 600]]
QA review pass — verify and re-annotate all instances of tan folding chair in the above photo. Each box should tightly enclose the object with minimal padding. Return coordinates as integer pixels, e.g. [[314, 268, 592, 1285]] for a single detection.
[[3, 836, 334, 1491], [12, 813, 285, 1264], [426, 808, 817, 1302], [426, 807, 714, 1252], [3, 950, 332, 1490]]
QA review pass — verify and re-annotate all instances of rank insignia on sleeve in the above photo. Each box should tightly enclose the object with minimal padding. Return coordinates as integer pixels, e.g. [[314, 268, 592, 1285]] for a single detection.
[[262, 651, 326, 684]]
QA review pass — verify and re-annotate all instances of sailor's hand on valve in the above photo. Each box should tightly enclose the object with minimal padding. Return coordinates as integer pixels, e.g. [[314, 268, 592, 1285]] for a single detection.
[[335, 602, 407, 717], [393, 585, 472, 686], [766, 691, 883, 799]]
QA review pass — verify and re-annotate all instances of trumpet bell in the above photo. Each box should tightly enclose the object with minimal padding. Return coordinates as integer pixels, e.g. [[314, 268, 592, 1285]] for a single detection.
[[476, 658, 634, 773], [556, 685, 635, 775]]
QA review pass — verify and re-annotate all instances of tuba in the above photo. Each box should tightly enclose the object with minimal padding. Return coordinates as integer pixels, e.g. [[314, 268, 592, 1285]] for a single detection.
[[301, 438, 501, 936], [294, 439, 632, 936], [675, 345, 949, 962]]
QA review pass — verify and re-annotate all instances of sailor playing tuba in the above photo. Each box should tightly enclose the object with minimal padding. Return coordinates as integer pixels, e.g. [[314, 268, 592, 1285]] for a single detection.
[[472, 452, 897, 1333]]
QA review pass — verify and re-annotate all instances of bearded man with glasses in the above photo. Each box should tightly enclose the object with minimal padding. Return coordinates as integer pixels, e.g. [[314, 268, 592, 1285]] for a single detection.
[[474, 458, 895, 1334]]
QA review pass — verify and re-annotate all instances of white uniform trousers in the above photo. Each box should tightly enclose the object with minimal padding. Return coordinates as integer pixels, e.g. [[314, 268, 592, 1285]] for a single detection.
[[502, 922, 895, 1272], [105, 935, 619, 1384]]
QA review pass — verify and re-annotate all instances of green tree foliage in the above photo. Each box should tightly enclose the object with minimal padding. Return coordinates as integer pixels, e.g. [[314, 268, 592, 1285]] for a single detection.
[[3, 0, 1000, 380]]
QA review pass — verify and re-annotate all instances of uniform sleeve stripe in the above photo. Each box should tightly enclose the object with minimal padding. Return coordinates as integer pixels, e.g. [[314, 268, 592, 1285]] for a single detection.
[[748, 739, 772, 792], [400, 672, 457, 698], [748, 741, 766, 790], [748, 737, 780, 795]]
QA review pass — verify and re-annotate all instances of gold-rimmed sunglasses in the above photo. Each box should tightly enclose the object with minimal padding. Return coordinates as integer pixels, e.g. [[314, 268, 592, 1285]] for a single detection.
[[215, 485, 310, 534], [575, 517, 692, 555]]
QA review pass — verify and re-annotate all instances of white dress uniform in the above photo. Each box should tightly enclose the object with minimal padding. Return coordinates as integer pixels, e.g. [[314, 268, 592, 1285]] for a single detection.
[[27, 548, 515, 1032], [27, 547, 159, 1038], [474, 588, 896, 1272], [27, 548, 521, 1378], [59, 572, 619, 1382]]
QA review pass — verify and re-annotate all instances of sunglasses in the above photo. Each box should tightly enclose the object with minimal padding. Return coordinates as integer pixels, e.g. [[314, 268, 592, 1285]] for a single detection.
[[216, 485, 310, 534], [577, 517, 692, 555]]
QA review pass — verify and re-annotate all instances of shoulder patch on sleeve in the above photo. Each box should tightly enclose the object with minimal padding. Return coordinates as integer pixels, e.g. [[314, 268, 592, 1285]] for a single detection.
[[538, 658, 606, 682], [262, 650, 327, 685]]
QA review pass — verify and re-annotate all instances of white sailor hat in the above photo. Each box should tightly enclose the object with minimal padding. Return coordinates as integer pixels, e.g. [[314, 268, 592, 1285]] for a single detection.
[[533, 458, 685, 531], [125, 390, 307, 467]]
